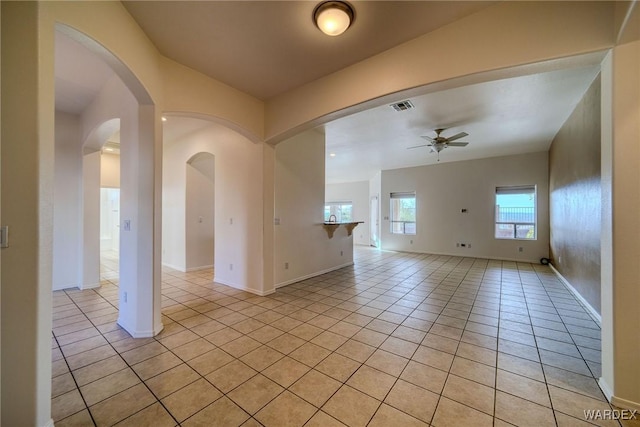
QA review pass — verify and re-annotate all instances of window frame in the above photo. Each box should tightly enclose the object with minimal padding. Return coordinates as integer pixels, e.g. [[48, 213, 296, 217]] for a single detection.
[[324, 201, 353, 223], [390, 192, 416, 235], [494, 185, 537, 240]]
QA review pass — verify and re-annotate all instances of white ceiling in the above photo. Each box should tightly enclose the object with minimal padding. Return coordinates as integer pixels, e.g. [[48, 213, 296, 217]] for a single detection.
[[323, 65, 601, 183], [54, 2, 603, 186], [55, 31, 114, 114]]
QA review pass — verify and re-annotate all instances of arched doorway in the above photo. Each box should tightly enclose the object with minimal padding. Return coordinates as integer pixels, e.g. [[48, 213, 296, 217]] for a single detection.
[[186, 153, 215, 271]]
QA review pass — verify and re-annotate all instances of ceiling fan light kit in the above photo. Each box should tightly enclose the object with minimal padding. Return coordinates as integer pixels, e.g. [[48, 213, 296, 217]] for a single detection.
[[408, 128, 470, 161], [314, 1, 355, 36]]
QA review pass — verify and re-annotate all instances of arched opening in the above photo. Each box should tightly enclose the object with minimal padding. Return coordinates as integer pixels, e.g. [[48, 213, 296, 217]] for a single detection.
[[186, 153, 215, 271], [161, 115, 264, 294], [52, 24, 162, 342], [99, 130, 122, 280]]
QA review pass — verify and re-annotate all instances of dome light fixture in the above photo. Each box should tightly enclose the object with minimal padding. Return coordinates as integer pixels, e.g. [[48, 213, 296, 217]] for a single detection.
[[314, 1, 354, 36]]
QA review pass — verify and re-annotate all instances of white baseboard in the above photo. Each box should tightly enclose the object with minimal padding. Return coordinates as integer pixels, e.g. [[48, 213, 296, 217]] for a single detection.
[[382, 248, 541, 264], [52, 281, 100, 291], [163, 263, 214, 273], [599, 377, 640, 412], [549, 263, 601, 326], [275, 262, 354, 289], [43, 418, 54, 427], [186, 264, 213, 272], [81, 282, 101, 290], [612, 394, 640, 412], [213, 277, 275, 297], [117, 318, 164, 338], [599, 377, 614, 402], [162, 262, 186, 272]]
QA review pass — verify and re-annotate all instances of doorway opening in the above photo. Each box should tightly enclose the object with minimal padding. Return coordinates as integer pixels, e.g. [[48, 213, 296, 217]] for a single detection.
[[100, 187, 120, 279]]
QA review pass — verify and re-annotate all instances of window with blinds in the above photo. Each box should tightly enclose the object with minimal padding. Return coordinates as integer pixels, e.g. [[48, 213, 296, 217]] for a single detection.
[[495, 185, 536, 240], [390, 192, 416, 235]]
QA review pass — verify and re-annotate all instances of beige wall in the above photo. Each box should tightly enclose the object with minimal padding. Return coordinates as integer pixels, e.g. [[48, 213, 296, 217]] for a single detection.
[[185, 154, 215, 271], [381, 152, 550, 262], [2, 1, 639, 424], [53, 112, 83, 290], [162, 120, 265, 292], [607, 38, 640, 410], [275, 130, 354, 287], [265, 2, 615, 142], [1, 2, 54, 425], [325, 181, 369, 246], [100, 152, 120, 188], [549, 75, 602, 313]]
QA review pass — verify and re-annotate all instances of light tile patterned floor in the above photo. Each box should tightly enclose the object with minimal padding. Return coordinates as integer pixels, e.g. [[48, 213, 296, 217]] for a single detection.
[[51, 248, 639, 426]]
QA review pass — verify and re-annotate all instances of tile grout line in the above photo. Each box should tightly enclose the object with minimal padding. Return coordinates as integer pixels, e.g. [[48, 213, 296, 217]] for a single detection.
[[52, 248, 610, 427], [529, 265, 622, 427], [51, 328, 98, 427], [58, 282, 184, 426]]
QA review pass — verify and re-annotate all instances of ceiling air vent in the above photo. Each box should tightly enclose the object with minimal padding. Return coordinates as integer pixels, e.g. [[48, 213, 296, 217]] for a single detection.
[[390, 100, 414, 112]]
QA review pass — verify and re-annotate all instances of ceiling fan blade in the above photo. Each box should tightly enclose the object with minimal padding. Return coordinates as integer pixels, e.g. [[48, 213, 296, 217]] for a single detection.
[[406, 144, 430, 149], [447, 142, 469, 147], [420, 135, 435, 142], [445, 132, 468, 142]]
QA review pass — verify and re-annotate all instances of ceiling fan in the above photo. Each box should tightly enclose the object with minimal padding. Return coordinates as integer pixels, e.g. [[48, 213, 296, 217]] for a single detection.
[[407, 128, 470, 161]]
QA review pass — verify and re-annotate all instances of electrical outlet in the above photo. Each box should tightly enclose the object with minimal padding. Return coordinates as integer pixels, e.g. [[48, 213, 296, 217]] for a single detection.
[[229, 263, 233, 271], [123, 292, 128, 303], [123, 220, 131, 231], [340, 250, 343, 256], [518, 247, 524, 252], [285, 262, 289, 270], [410, 239, 413, 244], [0, 226, 8, 248], [229, 218, 233, 225], [467, 244, 471, 248], [456, 243, 460, 247]]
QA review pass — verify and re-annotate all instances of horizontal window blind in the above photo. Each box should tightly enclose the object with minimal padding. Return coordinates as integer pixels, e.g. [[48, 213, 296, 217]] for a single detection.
[[495, 185, 535, 195], [390, 192, 416, 199]]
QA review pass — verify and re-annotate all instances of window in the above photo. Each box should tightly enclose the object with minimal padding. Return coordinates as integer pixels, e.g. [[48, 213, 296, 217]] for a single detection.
[[324, 202, 352, 222], [390, 192, 416, 234], [495, 185, 536, 239]]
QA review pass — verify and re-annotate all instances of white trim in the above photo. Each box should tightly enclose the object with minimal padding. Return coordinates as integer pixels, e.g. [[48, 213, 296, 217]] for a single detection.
[[80, 281, 101, 290], [117, 318, 163, 338], [154, 322, 165, 337], [186, 264, 213, 272], [213, 277, 275, 297], [385, 248, 542, 264], [162, 262, 186, 272], [599, 377, 614, 402], [42, 418, 54, 427], [611, 395, 640, 412], [163, 263, 214, 273], [549, 263, 602, 325], [600, 377, 640, 412], [275, 262, 354, 288]]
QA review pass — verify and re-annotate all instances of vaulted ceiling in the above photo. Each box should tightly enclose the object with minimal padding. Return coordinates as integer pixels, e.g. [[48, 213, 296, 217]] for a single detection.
[[55, 1, 604, 183]]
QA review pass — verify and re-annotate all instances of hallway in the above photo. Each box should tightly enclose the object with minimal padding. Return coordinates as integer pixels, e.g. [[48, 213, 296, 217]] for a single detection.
[[50, 247, 633, 426]]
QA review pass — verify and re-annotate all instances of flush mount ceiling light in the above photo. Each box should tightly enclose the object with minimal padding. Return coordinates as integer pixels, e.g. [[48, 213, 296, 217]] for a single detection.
[[314, 1, 354, 36]]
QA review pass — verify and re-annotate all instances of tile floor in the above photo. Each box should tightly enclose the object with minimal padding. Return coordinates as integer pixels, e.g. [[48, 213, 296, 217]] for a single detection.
[[51, 248, 638, 426]]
